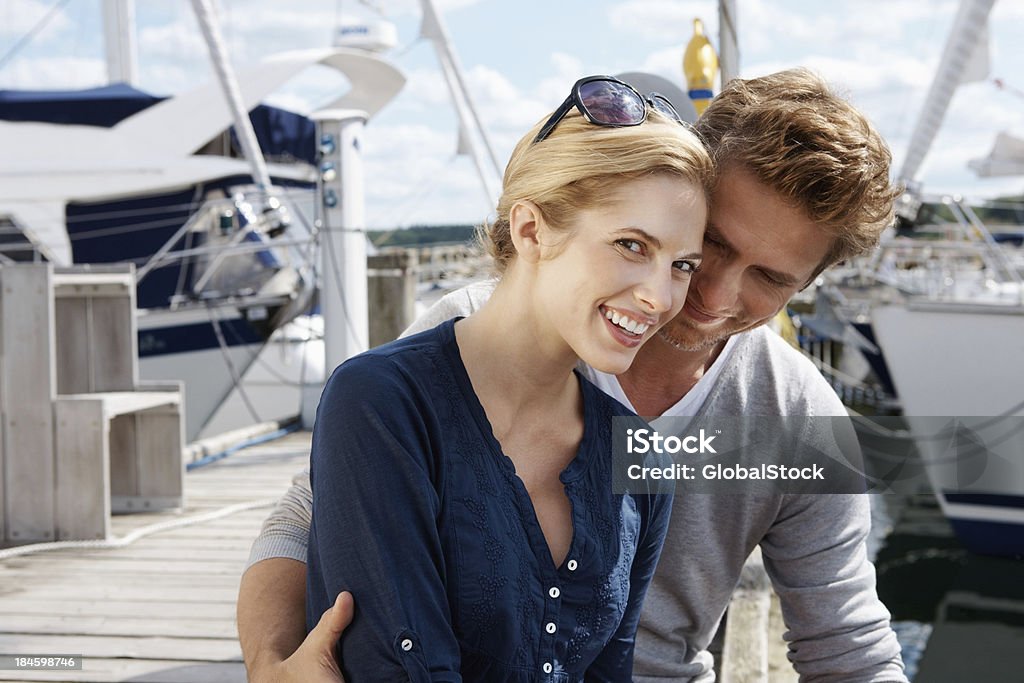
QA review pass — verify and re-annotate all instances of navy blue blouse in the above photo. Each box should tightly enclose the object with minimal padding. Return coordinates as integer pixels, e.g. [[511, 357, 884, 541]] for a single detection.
[[306, 318, 673, 682]]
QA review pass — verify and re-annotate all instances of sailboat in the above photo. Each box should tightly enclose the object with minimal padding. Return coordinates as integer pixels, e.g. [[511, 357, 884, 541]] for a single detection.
[[855, 0, 1024, 558], [0, 3, 405, 441]]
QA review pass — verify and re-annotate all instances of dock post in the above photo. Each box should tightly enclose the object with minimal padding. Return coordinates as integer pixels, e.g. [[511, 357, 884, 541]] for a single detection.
[[368, 250, 418, 348]]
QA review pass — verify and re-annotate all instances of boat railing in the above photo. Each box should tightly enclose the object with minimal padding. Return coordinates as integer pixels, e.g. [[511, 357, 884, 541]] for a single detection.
[[135, 187, 316, 307]]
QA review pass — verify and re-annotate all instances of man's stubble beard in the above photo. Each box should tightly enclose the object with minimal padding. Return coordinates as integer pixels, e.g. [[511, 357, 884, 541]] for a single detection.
[[656, 323, 730, 353]]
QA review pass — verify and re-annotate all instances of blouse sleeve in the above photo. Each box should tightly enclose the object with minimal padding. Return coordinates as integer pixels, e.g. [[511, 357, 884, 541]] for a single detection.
[[306, 353, 462, 683], [584, 489, 674, 682]]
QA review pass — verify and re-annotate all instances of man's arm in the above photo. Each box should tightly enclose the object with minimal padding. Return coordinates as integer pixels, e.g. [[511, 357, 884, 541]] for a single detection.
[[239, 468, 341, 682], [239, 562, 351, 683]]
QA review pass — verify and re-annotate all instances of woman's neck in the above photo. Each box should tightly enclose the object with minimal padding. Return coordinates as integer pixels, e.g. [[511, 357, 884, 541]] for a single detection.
[[454, 273, 580, 438]]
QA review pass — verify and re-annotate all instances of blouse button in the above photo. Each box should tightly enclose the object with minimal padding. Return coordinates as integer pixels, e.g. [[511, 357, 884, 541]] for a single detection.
[[400, 638, 413, 652], [542, 662, 553, 674], [548, 586, 560, 599], [567, 559, 578, 571], [545, 621, 556, 634]]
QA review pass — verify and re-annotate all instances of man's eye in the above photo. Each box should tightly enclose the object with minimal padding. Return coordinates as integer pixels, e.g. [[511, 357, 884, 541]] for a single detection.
[[616, 239, 644, 254], [759, 271, 786, 286], [674, 260, 698, 273]]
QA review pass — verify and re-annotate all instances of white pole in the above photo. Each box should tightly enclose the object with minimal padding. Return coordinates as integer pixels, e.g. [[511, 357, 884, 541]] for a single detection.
[[102, 0, 137, 85], [189, 0, 273, 194], [303, 111, 370, 429], [898, 0, 997, 183], [718, 0, 739, 87]]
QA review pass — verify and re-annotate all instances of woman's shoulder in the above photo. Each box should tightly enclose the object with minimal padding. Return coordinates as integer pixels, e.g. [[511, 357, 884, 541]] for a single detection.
[[576, 370, 636, 419]]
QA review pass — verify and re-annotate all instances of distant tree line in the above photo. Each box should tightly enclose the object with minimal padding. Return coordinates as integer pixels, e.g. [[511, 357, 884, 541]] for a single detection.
[[369, 224, 479, 248]]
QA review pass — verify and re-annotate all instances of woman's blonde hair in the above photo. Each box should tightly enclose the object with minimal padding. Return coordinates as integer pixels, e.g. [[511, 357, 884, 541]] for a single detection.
[[482, 110, 714, 273]]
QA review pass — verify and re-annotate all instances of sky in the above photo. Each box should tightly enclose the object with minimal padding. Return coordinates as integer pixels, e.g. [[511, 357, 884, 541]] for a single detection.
[[2, 0, 1023, 229]]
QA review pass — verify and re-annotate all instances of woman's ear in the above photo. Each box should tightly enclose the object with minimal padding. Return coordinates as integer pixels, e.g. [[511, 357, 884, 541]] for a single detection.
[[508, 201, 544, 264]]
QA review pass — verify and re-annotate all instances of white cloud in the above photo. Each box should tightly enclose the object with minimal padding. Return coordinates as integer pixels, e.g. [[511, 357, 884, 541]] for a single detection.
[[608, 0, 718, 44], [138, 22, 208, 59], [2, 56, 106, 89], [0, 0, 72, 37]]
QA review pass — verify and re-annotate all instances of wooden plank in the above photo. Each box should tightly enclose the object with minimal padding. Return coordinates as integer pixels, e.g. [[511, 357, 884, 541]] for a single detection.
[[2, 585, 239, 603], [0, 557, 246, 575], [53, 399, 108, 541], [0, 634, 241, 662], [54, 393, 178, 416], [136, 410, 184, 502], [1, 264, 56, 542], [34, 546, 248, 562], [89, 296, 135, 393], [0, 658, 245, 683], [108, 413, 137, 499], [0, 598, 235, 620], [0, 614, 238, 639], [53, 297, 91, 396]]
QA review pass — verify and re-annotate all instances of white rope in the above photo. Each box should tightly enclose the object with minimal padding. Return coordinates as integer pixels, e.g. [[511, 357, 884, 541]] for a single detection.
[[0, 498, 277, 562]]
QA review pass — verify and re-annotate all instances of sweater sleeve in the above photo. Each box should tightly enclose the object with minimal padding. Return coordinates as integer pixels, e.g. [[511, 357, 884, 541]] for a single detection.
[[761, 492, 907, 682], [246, 468, 312, 567], [306, 354, 461, 682]]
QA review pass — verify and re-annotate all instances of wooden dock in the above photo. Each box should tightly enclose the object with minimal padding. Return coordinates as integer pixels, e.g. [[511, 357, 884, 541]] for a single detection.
[[0, 430, 312, 683]]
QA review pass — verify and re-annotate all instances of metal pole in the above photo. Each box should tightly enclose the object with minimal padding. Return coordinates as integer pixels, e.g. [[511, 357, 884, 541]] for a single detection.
[[102, 0, 137, 85]]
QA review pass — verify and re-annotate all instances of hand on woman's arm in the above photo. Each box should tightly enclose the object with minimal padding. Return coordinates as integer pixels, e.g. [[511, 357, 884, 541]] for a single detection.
[[238, 560, 352, 683]]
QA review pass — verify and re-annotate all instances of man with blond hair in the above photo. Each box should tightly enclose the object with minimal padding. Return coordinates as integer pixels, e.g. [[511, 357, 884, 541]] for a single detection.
[[238, 69, 908, 682]]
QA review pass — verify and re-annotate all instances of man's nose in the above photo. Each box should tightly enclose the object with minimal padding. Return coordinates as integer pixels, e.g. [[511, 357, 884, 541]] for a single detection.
[[692, 262, 741, 313]]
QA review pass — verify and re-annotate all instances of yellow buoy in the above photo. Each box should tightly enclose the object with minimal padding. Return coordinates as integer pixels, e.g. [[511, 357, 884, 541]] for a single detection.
[[683, 18, 719, 116]]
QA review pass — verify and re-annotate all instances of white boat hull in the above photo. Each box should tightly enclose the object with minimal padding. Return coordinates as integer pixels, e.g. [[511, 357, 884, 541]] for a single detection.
[[872, 302, 1024, 556]]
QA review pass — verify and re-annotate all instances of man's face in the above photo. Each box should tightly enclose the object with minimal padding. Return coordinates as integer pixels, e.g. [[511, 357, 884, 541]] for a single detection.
[[658, 167, 834, 352]]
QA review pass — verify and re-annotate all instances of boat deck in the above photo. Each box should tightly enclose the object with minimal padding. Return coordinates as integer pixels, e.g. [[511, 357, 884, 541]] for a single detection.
[[0, 430, 312, 683]]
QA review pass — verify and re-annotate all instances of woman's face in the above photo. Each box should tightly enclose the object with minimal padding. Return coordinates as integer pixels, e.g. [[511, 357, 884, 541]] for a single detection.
[[532, 174, 706, 375]]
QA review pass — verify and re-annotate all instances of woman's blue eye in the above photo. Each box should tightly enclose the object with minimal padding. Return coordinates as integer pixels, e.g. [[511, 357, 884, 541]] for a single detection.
[[617, 239, 643, 254]]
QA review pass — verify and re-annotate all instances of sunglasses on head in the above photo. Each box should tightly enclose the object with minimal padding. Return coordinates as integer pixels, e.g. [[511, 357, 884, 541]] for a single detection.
[[532, 75, 687, 145]]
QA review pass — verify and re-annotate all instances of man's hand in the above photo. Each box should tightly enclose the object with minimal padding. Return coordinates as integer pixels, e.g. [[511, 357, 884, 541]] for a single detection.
[[238, 557, 354, 683], [248, 591, 354, 683]]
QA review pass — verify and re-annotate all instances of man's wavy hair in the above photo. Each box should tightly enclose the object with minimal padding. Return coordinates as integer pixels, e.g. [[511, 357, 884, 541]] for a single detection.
[[696, 68, 900, 280]]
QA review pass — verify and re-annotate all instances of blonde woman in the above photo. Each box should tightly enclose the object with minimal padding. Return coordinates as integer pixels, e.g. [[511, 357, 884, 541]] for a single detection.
[[306, 76, 713, 682]]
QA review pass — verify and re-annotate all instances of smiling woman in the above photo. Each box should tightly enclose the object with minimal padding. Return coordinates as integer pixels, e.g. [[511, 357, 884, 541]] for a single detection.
[[305, 75, 713, 682]]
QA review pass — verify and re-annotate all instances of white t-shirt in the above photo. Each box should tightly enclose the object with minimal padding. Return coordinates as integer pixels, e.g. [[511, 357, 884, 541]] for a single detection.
[[579, 334, 739, 419]]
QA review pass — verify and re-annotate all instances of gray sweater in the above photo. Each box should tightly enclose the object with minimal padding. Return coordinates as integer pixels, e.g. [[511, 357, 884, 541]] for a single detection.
[[247, 281, 906, 682]]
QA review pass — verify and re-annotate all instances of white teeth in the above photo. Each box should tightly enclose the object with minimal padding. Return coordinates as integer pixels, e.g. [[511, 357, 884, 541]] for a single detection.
[[603, 307, 649, 336]]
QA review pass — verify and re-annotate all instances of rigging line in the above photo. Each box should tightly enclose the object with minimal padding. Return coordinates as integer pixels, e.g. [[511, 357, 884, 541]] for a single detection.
[[66, 215, 201, 242], [207, 304, 263, 424], [219, 315, 324, 388], [0, 0, 72, 72], [374, 154, 457, 229]]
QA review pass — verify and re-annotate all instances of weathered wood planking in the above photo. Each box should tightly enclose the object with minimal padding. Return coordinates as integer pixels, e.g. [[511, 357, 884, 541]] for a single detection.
[[0, 431, 311, 682], [0, 658, 245, 683]]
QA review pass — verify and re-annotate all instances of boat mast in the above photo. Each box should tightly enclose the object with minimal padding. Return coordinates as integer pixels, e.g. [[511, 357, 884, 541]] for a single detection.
[[189, 0, 274, 195], [717, 0, 739, 86], [418, 0, 502, 206], [898, 0, 997, 184], [102, 0, 137, 85]]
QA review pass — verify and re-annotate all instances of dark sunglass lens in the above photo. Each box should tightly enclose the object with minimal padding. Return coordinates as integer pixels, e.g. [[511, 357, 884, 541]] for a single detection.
[[649, 94, 683, 123], [579, 80, 645, 125]]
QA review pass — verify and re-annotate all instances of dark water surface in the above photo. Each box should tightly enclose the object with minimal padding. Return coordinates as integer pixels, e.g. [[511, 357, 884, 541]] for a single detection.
[[873, 494, 1024, 681]]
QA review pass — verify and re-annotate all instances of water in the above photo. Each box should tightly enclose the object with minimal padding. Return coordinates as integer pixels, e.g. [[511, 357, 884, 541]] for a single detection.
[[872, 494, 1024, 681]]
